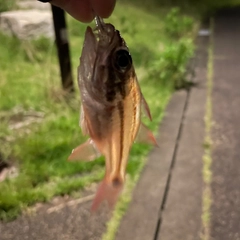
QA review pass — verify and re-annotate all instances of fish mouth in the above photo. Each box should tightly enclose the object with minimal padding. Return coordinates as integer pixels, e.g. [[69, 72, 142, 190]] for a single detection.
[[91, 16, 125, 51], [94, 16, 110, 36], [93, 16, 116, 46]]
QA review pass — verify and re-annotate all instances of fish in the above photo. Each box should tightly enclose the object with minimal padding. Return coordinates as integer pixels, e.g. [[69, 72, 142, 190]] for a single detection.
[[68, 16, 157, 211]]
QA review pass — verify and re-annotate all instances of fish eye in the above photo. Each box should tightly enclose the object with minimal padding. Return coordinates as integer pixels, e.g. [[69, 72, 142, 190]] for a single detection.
[[114, 49, 132, 72]]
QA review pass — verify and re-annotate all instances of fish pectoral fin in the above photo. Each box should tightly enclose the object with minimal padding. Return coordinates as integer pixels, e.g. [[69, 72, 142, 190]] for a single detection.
[[79, 105, 89, 136], [141, 94, 152, 121], [68, 139, 101, 161], [135, 123, 158, 146]]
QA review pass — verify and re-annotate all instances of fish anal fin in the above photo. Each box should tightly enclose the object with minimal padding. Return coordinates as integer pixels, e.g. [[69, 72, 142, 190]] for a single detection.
[[68, 139, 100, 161], [142, 95, 152, 121], [91, 177, 123, 212], [136, 123, 158, 146]]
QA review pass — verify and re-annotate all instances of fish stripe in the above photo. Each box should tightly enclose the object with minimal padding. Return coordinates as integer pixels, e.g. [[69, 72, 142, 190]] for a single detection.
[[108, 137, 112, 174], [117, 101, 124, 173], [131, 83, 137, 141]]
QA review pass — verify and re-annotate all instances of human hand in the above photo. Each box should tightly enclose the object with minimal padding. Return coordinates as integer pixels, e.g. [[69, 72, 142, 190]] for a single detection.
[[50, 0, 116, 22]]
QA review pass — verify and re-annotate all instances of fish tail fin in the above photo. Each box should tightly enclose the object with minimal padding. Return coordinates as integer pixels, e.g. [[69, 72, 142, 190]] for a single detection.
[[91, 176, 124, 212]]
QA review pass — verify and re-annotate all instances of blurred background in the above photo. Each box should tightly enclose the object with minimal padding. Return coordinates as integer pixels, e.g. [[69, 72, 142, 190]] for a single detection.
[[0, 0, 240, 239]]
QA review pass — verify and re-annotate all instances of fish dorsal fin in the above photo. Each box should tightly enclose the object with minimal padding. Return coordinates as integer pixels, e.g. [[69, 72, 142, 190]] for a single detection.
[[135, 123, 158, 146], [68, 139, 101, 161], [141, 94, 152, 121]]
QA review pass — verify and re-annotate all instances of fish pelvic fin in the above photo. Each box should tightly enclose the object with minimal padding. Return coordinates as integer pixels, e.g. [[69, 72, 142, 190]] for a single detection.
[[91, 176, 124, 212], [135, 123, 158, 146], [68, 139, 100, 161]]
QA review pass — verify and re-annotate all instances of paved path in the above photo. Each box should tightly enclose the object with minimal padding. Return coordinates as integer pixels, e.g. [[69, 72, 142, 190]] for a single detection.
[[210, 8, 240, 240], [0, 188, 110, 240]]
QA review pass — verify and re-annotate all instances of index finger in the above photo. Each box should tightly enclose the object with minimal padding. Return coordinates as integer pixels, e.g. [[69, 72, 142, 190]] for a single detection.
[[91, 0, 116, 18], [51, 0, 116, 23]]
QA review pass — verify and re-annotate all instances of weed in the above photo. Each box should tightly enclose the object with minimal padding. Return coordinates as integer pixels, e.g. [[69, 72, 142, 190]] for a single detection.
[[149, 11, 195, 90], [164, 8, 194, 39]]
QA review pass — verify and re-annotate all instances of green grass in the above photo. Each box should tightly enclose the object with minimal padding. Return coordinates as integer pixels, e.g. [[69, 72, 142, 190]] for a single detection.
[[0, 2, 175, 221], [201, 18, 214, 240], [0, 0, 16, 12]]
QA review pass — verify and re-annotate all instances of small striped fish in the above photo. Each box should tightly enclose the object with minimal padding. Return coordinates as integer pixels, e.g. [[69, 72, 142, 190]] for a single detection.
[[68, 17, 156, 211]]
